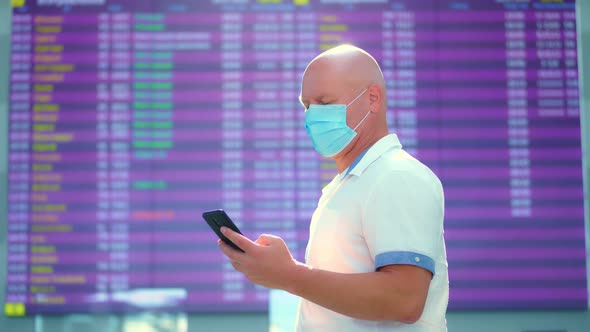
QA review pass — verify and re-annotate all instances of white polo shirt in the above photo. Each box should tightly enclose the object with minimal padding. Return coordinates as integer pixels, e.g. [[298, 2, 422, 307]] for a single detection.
[[295, 134, 449, 332]]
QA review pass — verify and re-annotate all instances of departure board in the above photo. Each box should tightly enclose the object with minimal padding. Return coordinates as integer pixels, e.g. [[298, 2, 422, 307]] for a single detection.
[[5, 0, 586, 315]]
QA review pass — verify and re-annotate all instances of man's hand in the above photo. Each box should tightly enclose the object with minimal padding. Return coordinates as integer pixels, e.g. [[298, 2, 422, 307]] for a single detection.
[[218, 227, 431, 323], [218, 227, 300, 291]]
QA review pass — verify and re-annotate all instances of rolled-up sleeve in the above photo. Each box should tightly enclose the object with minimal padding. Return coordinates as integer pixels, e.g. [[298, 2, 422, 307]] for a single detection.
[[362, 170, 444, 275]]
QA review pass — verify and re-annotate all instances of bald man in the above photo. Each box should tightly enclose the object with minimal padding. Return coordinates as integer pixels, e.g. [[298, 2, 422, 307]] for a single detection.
[[218, 45, 449, 332]]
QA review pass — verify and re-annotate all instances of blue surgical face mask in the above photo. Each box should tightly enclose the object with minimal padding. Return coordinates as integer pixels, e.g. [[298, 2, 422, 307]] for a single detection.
[[304, 88, 370, 157]]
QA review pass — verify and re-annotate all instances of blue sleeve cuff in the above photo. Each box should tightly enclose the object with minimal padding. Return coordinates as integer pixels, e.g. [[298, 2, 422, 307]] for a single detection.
[[375, 251, 435, 275]]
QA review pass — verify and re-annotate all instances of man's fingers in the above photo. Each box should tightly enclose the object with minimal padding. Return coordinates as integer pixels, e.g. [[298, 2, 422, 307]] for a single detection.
[[230, 261, 242, 271], [255, 234, 280, 246], [221, 227, 257, 252], [218, 239, 245, 261]]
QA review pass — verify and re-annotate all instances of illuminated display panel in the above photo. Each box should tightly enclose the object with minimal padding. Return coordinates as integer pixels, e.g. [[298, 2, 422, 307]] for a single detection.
[[5, 0, 585, 315]]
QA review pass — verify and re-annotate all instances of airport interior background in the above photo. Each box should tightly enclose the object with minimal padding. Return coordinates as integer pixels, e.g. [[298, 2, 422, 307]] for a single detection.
[[1, 0, 589, 331]]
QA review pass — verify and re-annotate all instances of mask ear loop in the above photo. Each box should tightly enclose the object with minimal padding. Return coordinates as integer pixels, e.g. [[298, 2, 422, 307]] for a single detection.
[[353, 109, 372, 131], [346, 87, 368, 107], [348, 87, 371, 130]]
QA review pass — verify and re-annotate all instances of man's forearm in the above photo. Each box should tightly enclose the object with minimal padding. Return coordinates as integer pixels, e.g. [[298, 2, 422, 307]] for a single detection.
[[286, 263, 429, 324]]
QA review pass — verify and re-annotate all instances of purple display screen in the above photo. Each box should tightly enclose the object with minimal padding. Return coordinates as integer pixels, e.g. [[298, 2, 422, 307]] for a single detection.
[[5, 0, 586, 315]]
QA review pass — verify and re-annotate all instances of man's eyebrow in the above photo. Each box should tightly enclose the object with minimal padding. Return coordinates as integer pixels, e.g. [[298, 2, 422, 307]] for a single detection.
[[299, 94, 332, 108]]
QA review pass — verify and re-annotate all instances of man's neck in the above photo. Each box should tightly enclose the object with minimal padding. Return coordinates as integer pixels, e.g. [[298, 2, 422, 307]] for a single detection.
[[335, 130, 388, 174]]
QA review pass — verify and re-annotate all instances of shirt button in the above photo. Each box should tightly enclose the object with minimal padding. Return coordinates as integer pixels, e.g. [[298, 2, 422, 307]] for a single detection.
[[414, 257, 421, 263]]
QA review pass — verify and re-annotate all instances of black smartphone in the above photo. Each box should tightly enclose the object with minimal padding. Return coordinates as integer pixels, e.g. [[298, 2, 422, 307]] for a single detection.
[[202, 209, 244, 252]]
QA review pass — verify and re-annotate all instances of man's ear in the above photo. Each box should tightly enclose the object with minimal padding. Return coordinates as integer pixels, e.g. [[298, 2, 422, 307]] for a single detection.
[[368, 83, 382, 113]]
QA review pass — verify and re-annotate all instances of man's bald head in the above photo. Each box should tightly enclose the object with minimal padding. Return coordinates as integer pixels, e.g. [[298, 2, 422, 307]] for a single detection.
[[300, 45, 388, 123], [303, 45, 386, 94], [299, 45, 390, 166]]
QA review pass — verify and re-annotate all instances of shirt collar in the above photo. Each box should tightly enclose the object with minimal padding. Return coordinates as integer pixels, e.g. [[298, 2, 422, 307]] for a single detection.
[[342, 134, 403, 177]]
